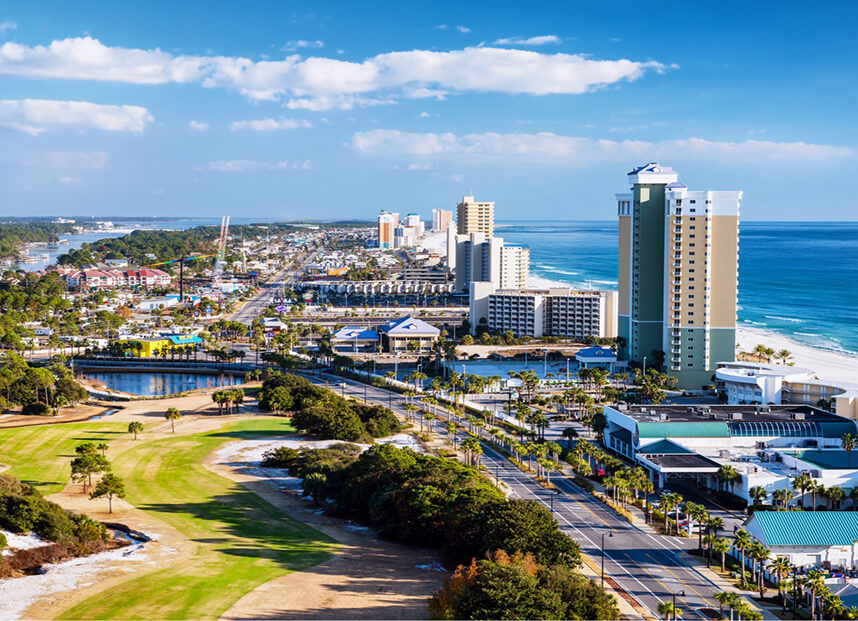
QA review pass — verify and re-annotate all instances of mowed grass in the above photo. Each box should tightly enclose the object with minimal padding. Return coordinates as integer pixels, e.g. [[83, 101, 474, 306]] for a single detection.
[[0, 421, 128, 493], [0, 417, 337, 620]]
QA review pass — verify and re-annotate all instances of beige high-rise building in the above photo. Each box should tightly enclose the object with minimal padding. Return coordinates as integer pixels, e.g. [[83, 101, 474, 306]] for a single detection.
[[616, 163, 741, 388], [377, 210, 397, 249], [457, 196, 494, 237], [432, 209, 452, 233]]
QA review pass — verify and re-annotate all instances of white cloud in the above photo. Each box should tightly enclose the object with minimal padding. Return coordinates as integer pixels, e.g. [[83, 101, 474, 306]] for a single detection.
[[419, 111, 430, 118], [188, 120, 209, 131], [352, 130, 854, 163], [0, 36, 666, 107], [450, 173, 464, 181], [284, 95, 396, 111], [58, 176, 81, 185], [456, 25, 471, 33], [434, 24, 449, 30], [493, 35, 561, 46], [283, 39, 324, 51], [0, 21, 16, 34], [229, 117, 312, 131], [0, 99, 152, 135], [201, 159, 311, 172], [407, 162, 437, 170]]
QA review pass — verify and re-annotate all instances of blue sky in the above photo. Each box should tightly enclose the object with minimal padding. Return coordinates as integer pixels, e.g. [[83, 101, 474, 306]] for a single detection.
[[1, 0, 856, 221]]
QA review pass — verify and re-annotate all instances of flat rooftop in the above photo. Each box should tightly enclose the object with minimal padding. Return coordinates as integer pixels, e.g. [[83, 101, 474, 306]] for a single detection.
[[613, 404, 845, 425]]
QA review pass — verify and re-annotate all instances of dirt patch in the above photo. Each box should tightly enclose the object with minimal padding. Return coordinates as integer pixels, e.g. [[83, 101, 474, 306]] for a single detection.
[[207, 452, 445, 620], [0, 403, 111, 429]]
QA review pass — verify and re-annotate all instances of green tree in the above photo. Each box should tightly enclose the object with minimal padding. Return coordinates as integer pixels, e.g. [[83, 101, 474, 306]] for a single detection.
[[165, 407, 181, 432], [658, 600, 681, 619], [71, 452, 111, 493], [302, 472, 327, 506], [89, 473, 126, 514], [733, 529, 752, 589], [128, 421, 144, 440]]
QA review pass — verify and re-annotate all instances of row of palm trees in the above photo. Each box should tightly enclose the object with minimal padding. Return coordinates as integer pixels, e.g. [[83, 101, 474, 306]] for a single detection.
[[749, 343, 793, 365]]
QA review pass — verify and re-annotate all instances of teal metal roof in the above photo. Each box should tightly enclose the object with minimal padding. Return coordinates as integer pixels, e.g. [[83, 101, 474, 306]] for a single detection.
[[638, 439, 693, 455], [784, 449, 858, 470], [637, 422, 730, 438], [820, 421, 858, 438], [752, 511, 858, 547]]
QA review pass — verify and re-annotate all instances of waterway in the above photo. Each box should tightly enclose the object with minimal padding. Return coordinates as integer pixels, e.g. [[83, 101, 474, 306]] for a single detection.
[[79, 371, 244, 396]]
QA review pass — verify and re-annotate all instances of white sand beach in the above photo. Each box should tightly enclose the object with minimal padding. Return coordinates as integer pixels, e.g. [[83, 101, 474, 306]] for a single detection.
[[418, 231, 447, 253]]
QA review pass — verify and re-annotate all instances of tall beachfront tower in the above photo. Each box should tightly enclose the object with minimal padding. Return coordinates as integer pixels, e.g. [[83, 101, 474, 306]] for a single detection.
[[616, 163, 741, 388], [457, 196, 494, 237], [377, 210, 397, 249]]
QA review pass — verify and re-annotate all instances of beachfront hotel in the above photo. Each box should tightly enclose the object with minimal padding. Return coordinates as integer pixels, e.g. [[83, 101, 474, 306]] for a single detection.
[[616, 163, 741, 388], [457, 196, 495, 237], [377, 210, 397, 249]]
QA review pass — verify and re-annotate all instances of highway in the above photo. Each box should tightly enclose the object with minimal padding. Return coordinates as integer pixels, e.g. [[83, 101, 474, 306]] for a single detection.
[[306, 372, 729, 620]]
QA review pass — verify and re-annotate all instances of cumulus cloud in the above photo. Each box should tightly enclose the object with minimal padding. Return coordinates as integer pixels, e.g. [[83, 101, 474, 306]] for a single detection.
[[456, 25, 471, 33], [229, 117, 312, 131], [0, 36, 666, 107], [200, 159, 311, 172], [188, 120, 209, 131], [493, 35, 561, 46], [0, 99, 152, 135], [0, 21, 16, 34], [352, 130, 854, 163]]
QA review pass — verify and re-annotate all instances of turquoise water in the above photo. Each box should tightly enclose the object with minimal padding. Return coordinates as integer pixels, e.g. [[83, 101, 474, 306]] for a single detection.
[[81, 371, 243, 396], [498, 221, 858, 357]]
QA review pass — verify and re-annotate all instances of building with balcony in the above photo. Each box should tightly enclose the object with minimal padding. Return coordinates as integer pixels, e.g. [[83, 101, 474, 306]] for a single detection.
[[617, 163, 741, 389], [457, 196, 494, 237]]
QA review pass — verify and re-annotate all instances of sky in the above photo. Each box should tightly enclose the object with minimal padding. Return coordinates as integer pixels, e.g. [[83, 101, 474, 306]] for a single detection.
[[1, 1, 857, 221]]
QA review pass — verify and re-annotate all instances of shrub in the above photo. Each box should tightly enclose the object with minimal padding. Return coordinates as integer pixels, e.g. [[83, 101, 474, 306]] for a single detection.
[[22, 402, 52, 416], [0, 531, 6, 550]]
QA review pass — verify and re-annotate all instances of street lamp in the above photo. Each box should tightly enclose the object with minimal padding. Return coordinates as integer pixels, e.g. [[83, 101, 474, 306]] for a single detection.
[[643, 356, 647, 376], [672, 590, 685, 621], [601, 530, 613, 589]]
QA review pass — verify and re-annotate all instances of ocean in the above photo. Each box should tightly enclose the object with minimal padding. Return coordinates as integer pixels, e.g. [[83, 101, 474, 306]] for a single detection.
[[497, 221, 858, 358]]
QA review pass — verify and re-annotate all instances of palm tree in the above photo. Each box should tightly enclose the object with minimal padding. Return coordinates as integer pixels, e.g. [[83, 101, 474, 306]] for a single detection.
[[850, 486, 858, 510], [843, 433, 855, 467], [686, 502, 709, 551], [769, 556, 791, 611], [165, 407, 181, 432], [659, 491, 678, 534], [707, 516, 724, 566], [793, 472, 813, 509], [128, 421, 143, 440], [748, 485, 768, 506], [657, 600, 681, 620], [714, 536, 730, 572], [827, 485, 845, 510], [775, 349, 793, 365], [750, 542, 770, 596], [733, 529, 752, 588], [806, 570, 826, 621], [714, 591, 739, 621]]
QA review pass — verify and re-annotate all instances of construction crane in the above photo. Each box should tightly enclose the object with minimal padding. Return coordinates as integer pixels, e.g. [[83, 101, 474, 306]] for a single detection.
[[211, 216, 230, 300], [145, 254, 216, 302]]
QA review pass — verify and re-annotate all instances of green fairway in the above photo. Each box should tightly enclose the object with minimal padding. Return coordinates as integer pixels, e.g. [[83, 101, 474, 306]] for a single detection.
[[0, 421, 128, 494], [0, 417, 337, 620]]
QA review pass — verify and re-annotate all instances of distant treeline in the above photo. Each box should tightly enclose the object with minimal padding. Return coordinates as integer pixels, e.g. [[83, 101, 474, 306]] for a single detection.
[[0, 222, 77, 259]]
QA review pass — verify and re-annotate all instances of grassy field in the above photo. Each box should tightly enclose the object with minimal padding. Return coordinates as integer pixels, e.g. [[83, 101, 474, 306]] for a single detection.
[[0, 421, 128, 493], [0, 417, 338, 619]]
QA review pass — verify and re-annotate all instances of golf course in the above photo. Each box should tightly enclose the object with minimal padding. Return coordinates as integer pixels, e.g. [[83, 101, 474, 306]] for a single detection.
[[0, 415, 338, 619]]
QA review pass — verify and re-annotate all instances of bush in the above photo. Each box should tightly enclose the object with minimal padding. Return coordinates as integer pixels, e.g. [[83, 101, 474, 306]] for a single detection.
[[0, 531, 6, 550], [22, 402, 51, 416], [292, 405, 365, 441]]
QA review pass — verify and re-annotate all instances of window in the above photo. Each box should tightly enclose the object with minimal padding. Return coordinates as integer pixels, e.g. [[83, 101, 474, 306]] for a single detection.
[[690, 199, 696, 204], [689, 311, 694, 315]]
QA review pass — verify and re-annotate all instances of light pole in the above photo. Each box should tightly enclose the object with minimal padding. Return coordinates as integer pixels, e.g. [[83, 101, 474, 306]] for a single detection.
[[672, 590, 685, 621], [643, 356, 647, 376], [601, 530, 613, 589]]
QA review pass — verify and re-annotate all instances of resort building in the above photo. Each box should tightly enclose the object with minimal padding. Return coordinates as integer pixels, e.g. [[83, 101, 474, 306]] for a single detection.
[[116, 334, 203, 357], [616, 163, 741, 388], [602, 404, 858, 503], [715, 361, 858, 420], [500, 244, 530, 289], [377, 315, 440, 353], [377, 210, 398, 249], [331, 326, 380, 352], [432, 209, 452, 233], [454, 233, 504, 292], [575, 346, 619, 372], [457, 196, 494, 237], [469, 285, 617, 339]]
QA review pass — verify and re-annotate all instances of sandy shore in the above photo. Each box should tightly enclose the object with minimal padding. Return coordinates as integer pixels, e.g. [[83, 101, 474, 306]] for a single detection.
[[418, 231, 446, 253], [737, 326, 858, 385]]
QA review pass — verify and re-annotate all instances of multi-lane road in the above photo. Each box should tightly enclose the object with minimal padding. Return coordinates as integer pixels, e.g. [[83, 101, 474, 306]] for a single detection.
[[306, 372, 736, 620]]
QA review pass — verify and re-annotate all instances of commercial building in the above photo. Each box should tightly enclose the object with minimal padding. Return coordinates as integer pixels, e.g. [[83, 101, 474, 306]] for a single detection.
[[457, 196, 494, 237], [469, 285, 617, 339], [331, 326, 380, 352], [602, 403, 858, 502], [715, 361, 858, 420], [432, 209, 452, 233], [377, 210, 398, 249], [116, 334, 203, 357], [616, 163, 741, 388], [745, 511, 858, 570], [378, 315, 440, 353], [454, 232, 503, 292]]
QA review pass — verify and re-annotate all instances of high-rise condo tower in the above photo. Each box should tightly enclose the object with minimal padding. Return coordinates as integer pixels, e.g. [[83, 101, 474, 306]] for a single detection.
[[616, 163, 741, 388], [457, 196, 494, 237]]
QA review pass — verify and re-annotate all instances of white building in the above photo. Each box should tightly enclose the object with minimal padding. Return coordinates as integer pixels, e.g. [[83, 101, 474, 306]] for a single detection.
[[745, 511, 858, 571], [469, 285, 617, 339], [500, 244, 529, 289], [716, 361, 858, 420], [432, 209, 452, 233]]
